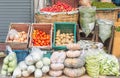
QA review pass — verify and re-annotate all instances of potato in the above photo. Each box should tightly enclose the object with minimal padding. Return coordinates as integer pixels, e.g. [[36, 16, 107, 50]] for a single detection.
[[55, 30, 74, 46]]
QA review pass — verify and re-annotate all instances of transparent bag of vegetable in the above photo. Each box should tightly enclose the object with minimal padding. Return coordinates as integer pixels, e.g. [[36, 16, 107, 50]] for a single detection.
[[77, 40, 103, 50], [85, 49, 101, 78], [25, 47, 44, 65], [1, 46, 17, 76], [97, 19, 113, 43], [99, 54, 120, 76], [7, 29, 19, 41], [79, 6, 96, 37]]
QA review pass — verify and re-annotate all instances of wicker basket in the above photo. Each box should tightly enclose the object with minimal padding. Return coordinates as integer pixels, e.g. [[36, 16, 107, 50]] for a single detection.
[[96, 8, 118, 21], [5, 23, 31, 50], [29, 23, 53, 49], [35, 11, 78, 23]]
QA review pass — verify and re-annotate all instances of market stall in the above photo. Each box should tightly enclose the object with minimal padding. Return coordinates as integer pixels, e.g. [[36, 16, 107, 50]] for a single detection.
[[0, 0, 120, 78]]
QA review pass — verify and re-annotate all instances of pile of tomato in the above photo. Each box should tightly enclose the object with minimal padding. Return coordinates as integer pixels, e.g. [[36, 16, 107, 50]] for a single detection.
[[32, 29, 50, 46], [40, 1, 76, 12]]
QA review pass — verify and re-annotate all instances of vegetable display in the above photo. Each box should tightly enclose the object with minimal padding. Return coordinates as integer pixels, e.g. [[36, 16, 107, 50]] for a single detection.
[[50, 51, 66, 77], [66, 43, 80, 50], [85, 50, 100, 78], [92, 2, 116, 8], [85, 49, 120, 77], [99, 54, 120, 76], [79, 6, 96, 37], [64, 67, 86, 77], [77, 40, 103, 49], [63, 49, 86, 77], [1, 51, 17, 76], [66, 50, 81, 58], [12, 47, 51, 78], [32, 29, 50, 46], [97, 19, 113, 43], [40, 1, 76, 12], [55, 30, 74, 46], [7, 29, 27, 42]]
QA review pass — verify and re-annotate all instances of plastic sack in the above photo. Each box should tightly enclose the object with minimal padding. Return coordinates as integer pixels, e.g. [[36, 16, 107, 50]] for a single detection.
[[77, 40, 103, 50], [8, 29, 19, 41], [30, 47, 44, 62], [50, 51, 66, 63], [85, 49, 101, 78], [1, 46, 17, 76], [97, 19, 113, 43], [49, 70, 62, 77], [79, 6, 96, 37], [99, 54, 120, 76]]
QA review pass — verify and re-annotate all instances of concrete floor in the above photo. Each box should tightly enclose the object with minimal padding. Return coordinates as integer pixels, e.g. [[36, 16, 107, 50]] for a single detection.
[[0, 57, 120, 78]]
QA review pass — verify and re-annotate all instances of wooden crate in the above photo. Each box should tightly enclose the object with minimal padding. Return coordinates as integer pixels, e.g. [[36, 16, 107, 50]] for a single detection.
[[29, 23, 53, 49], [5, 23, 31, 50]]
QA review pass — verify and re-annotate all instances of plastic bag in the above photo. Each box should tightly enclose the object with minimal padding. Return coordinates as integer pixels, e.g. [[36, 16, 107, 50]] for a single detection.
[[30, 47, 44, 62], [1, 46, 17, 76], [77, 40, 103, 50], [79, 6, 96, 37], [99, 54, 120, 76], [50, 51, 66, 63], [85, 49, 102, 78], [97, 19, 113, 43], [8, 29, 19, 41]]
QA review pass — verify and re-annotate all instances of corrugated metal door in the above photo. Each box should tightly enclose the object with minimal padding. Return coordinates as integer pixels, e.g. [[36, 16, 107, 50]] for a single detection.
[[0, 0, 34, 42]]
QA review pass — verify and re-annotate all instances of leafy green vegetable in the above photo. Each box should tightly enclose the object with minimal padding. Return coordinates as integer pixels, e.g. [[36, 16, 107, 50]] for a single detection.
[[92, 2, 116, 8], [115, 26, 120, 32]]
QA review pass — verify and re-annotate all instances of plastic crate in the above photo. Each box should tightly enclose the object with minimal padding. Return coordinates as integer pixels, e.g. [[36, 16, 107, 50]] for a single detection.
[[43, 51, 52, 58], [29, 23, 53, 49], [52, 22, 77, 50], [6, 50, 29, 63], [5, 23, 31, 50]]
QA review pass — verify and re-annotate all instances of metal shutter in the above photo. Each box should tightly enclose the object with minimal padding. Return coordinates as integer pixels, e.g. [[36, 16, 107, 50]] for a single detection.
[[0, 0, 34, 42]]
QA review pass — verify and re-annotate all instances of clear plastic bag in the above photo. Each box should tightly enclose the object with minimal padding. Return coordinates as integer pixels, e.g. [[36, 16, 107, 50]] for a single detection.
[[30, 47, 44, 62], [97, 19, 113, 43], [8, 29, 19, 41], [79, 6, 96, 37]]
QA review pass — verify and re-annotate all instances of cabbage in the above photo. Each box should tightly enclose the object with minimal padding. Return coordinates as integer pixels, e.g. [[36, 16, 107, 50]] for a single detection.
[[42, 57, 50, 66]]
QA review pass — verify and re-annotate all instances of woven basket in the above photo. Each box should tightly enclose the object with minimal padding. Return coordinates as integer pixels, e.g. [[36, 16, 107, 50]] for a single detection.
[[35, 12, 78, 23], [29, 23, 53, 49], [5, 23, 31, 50], [96, 8, 118, 21]]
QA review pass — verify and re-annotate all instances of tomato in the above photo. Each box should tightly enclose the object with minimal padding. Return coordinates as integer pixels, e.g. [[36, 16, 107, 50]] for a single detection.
[[32, 29, 50, 46], [40, 1, 76, 12]]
